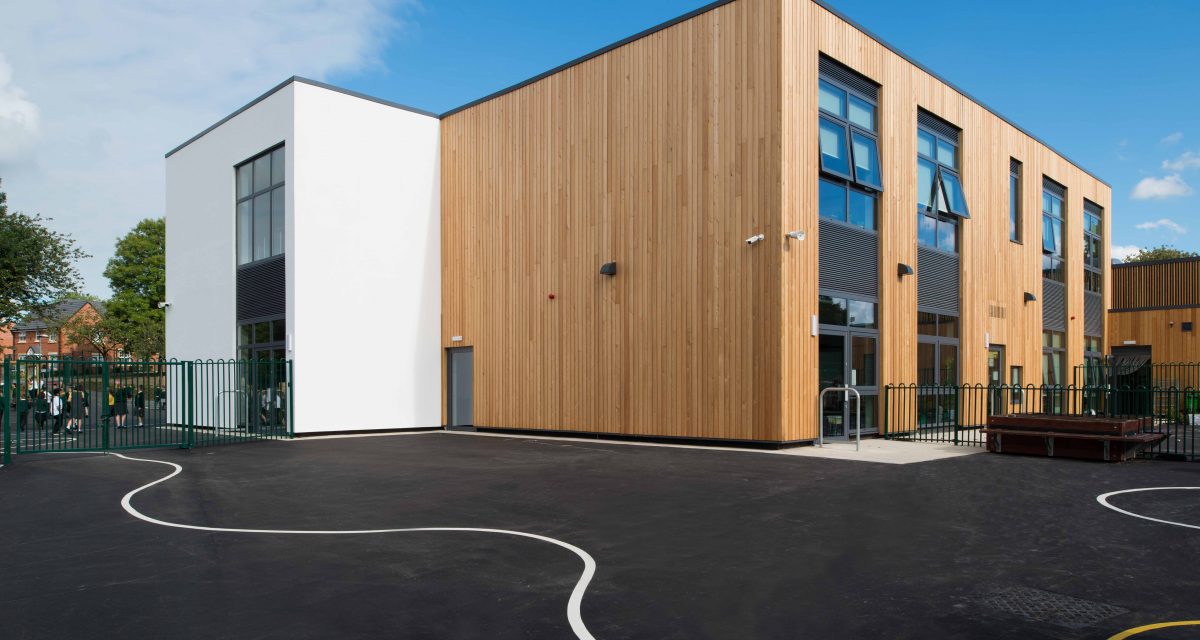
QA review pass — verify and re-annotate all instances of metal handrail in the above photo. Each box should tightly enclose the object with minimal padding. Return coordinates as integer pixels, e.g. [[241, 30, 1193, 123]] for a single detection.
[[819, 386, 861, 451]]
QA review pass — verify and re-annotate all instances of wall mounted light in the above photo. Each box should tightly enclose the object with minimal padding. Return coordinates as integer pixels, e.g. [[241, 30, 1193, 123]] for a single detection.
[[1024, 292, 1037, 304], [600, 262, 617, 276], [897, 263, 914, 277]]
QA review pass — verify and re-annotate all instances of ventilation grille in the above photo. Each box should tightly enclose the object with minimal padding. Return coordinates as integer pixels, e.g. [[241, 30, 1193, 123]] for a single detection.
[[818, 55, 878, 101], [917, 109, 960, 143], [818, 220, 878, 298], [1042, 279, 1066, 331], [1043, 177, 1066, 199], [237, 255, 286, 321], [989, 303, 1007, 320], [978, 586, 1127, 630], [1010, 158, 1022, 174], [1084, 199, 1103, 216], [917, 247, 960, 315], [1084, 292, 1103, 337]]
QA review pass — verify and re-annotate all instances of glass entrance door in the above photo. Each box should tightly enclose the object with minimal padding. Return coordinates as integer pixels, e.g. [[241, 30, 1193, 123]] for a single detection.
[[819, 332, 878, 439], [988, 345, 1005, 414]]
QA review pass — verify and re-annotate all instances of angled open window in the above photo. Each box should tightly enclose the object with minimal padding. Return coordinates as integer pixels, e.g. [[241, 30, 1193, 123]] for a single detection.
[[819, 116, 853, 180], [937, 169, 970, 218], [850, 131, 882, 191]]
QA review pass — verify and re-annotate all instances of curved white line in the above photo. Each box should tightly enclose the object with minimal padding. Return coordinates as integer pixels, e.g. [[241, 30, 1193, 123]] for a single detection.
[[110, 452, 597, 640], [1096, 487, 1200, 531]]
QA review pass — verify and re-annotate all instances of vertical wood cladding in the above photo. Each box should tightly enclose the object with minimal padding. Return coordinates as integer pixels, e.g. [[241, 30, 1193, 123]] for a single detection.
[[443, 0, 1112, 442], [441, 0, 783, 441], [1111, 259, 1200, 310]]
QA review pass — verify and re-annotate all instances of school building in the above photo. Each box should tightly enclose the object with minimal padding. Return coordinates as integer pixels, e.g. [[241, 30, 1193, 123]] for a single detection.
[[1107, 257, 1200, 376], [165, 0, 1111, 442]]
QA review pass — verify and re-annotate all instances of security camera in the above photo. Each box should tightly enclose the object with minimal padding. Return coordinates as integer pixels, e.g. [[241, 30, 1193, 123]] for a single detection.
[[745, 233, 765, 245], [157, 301, 171, 309]]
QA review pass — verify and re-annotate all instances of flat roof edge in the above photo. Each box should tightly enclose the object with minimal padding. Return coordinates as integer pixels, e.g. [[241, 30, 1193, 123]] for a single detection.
[[164, 76, 437, 159]]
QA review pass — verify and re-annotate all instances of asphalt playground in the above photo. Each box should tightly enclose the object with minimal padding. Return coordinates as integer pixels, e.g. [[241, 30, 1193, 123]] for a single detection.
[[0, 431, 1196, 639]]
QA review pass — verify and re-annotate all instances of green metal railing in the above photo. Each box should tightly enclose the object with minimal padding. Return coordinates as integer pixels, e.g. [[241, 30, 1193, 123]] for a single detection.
[[882, 383, 1198, 461], [1074, 361, 1200, 390], [3, 357, 292, 461]]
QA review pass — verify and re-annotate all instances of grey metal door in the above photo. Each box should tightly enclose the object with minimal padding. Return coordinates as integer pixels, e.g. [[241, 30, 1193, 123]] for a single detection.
[[447, 348, 473, 427]]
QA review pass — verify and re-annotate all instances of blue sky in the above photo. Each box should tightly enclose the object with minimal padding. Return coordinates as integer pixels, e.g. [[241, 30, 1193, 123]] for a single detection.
[[2, 0, 1198, 294], [355, 0, 1200, 261]]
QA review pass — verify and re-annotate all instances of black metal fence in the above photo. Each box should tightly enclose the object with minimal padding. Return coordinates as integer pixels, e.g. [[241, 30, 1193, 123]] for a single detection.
[[1074, 361, 1200, 390], [2, 358, 292, 463], [882, 383, 1198, 461]]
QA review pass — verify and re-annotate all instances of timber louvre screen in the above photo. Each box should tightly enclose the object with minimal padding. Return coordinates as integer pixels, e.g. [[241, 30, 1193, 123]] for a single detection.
[[819, 220, 878, 298], [2, 358, 292, 462], [917, 247, 960, 315]]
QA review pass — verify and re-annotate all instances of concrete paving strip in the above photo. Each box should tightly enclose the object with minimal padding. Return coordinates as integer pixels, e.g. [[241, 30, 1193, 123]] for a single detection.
[[437, 429, 984, 465]]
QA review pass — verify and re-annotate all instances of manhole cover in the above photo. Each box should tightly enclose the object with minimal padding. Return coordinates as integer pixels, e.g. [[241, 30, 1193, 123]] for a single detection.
[[979, 586, 1128, 629]]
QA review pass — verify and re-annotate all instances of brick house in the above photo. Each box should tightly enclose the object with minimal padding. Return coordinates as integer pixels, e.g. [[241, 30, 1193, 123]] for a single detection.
[[11, 300, 115, 361], [0, 323, 12, 360]]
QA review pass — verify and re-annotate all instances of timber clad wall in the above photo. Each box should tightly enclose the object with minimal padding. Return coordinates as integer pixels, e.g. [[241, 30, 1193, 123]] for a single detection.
[[442, 0, 783, 441], [1109, 258, 1200, 363], [442, 0, 1111, 442], [1111, 258, 1200, 311]]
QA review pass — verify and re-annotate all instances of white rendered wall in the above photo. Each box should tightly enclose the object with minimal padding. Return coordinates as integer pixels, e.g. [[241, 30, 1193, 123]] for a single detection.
[[165, 85, 294, 363], [291, 83, 441, 433]]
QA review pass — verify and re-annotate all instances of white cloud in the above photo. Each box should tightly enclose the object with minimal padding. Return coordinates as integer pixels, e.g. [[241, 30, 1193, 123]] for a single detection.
[[0, 0, 414, 294], [1163, 151, 1200, 172], [1135, 218, 1187, 234], [1111, 245, 1141, 262], [0, 54, 40, 165], [1131, 174, 1193, 200], [1161, 131, 1184, 145]]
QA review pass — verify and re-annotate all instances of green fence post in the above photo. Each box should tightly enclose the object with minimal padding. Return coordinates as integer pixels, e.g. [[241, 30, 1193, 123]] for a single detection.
[[881, 385, 889, 439], [287, 359, 294, 438], [101, 359, 110, 451], [185, 361, 195, 449], [3, 358, 11, 465]]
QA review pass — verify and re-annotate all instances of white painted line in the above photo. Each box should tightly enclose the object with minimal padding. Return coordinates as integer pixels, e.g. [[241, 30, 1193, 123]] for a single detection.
[[1096, 487, 1200, 531], [110, 453, 597, 639]]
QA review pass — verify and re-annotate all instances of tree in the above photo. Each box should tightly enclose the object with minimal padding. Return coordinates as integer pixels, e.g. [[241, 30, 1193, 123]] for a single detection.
[[0, 178, 90, 325], [103, 218, 165, 358], [60, 310, 121, 359], [1124, 245, 1200, 263]]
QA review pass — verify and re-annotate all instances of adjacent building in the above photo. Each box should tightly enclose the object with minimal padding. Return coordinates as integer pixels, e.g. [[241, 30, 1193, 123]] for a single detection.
[[11, 299, 110, 361], [1107, 257, 1200, 385], [166, 0, 1112, 442]]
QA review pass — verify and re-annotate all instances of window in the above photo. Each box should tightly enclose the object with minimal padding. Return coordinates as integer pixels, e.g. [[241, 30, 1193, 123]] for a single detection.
[[1083, 202, 1103, 293], [236, 146, 285, 266], [91, 353, 103, 362], [48, 331, 58, 344], [818, 70, 882, 231], [1009, 159, 1022, 243], [1042, 330, 1066, 386], [917, 311, 959, 386], [917, 115, 969, 254], [47, 352, 58, 359], [18, 331, 26, 343], [1042, 180, 1066, 282], [237, 317, 286, 361]]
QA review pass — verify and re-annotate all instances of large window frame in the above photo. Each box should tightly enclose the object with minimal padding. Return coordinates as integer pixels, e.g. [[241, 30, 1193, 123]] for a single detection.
[[1009, 159, 1023, 243], [1083, 202, 1103, 294], [1042, 181, 1066, 283], [818, 75, 882, 232], [236, 145, 285, 267], [818, 291, 880, 437], [917, 125, 969, 255]]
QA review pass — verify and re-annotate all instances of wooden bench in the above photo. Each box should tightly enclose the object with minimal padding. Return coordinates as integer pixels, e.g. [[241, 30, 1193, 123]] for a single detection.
[[983, 415, 1167, 462]]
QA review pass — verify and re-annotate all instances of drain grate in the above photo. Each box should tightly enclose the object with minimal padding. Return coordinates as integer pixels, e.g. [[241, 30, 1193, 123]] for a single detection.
[[979, 586, 1128, 629]]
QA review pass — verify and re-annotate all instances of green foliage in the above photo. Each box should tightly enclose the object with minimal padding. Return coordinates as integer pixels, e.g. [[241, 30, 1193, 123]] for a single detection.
[[1124, 245, 1200, 263], [60, 309, 121, 359], [0, 179, 89, 325], [103, 218, 166, 358]]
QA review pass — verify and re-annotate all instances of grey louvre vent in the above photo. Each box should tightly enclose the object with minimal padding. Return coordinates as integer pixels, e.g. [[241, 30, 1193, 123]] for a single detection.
[[917, 247, 960, 314], [1043, 279, 1066, 331], [237, 255, 286, 321], [917, 109, 960, 143], [818, 55, 878, 101], [1010, 158, 1022, 174], [1084, 199, 1103, 216], [1043, 177, 1066, 199], [818, 219, 878, 298], [1084, 292, 1103, 337]]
